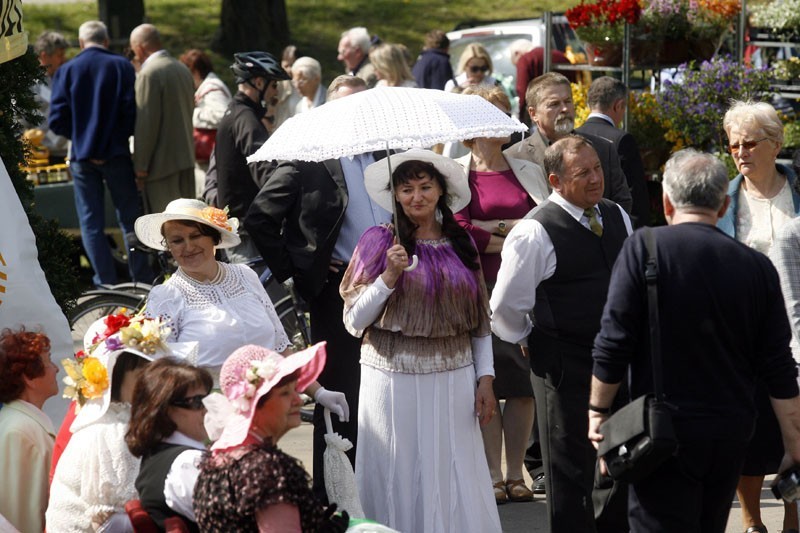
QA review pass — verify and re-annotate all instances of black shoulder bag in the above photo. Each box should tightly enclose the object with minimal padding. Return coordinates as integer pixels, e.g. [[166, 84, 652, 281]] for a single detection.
[[596, 228, 678, 483]]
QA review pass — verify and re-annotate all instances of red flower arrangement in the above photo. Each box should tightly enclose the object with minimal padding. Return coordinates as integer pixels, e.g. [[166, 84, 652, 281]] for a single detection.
[[566, 0, 642, 44]]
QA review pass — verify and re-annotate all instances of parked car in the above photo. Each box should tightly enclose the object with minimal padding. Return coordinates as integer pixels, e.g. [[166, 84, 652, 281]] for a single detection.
[[446, 16, 581, 115]]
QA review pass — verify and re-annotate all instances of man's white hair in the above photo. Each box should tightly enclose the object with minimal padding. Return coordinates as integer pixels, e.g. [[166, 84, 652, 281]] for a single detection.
[[342, 27, 371, 54], [79, 21, 108, 46]]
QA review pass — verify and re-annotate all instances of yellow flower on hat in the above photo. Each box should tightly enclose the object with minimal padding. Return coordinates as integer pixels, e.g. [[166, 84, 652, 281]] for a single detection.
[[80, 357, 109, 399]]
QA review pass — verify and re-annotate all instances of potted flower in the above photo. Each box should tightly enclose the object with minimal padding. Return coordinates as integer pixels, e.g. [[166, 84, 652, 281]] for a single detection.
[[566, 0, 641, 65], [751, 0, 800, 41], [634, 0, 692, 63], [688, 0, 741, 60], [772, 57, 800, 84], [656, 55, 771, 152]]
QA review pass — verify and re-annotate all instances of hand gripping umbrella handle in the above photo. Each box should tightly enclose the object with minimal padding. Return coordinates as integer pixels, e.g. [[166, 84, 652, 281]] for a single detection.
[[404, 255, 419, 271]]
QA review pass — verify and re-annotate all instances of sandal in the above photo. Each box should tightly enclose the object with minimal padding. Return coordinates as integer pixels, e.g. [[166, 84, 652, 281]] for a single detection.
[[493, 481, 508, 505], [745, 526, 768, 533], [505, 478, 534, 502]]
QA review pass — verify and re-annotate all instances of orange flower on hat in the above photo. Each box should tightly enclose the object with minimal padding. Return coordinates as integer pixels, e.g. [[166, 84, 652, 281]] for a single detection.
[[200, 206, 232, 232]]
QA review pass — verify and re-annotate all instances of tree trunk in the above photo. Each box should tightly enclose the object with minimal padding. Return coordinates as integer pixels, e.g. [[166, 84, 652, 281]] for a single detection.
[[98, 0, 145, 53], [212, 0, 289, 57]]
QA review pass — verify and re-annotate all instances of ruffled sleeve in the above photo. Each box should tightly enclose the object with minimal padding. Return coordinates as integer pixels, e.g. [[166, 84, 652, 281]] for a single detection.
[[145, 283, 182, 342], [340, 226, 394, 337]]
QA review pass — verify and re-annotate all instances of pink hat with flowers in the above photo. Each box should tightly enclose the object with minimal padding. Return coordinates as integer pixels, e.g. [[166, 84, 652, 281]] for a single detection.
[[204, 342, 327, 451]]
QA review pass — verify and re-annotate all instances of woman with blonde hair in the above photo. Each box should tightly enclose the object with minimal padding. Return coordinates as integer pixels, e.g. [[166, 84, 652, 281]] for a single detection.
[[369, 43, 417, 88], [454, 84, 548, 505], [718, 99, 800, 533], [444, 43, 498, 93]]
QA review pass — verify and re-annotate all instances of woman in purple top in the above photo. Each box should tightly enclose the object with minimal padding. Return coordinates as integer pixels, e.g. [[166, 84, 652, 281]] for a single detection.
[[454, 85, 550, 504]]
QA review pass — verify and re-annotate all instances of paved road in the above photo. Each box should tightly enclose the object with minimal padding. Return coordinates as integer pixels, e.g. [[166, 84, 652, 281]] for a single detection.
[[42, 396, 789, 532]]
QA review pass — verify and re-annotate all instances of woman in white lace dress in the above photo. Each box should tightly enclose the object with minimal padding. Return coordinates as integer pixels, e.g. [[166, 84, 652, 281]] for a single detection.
[[135, 199, 349, 416], [47, 314, 184, 532]]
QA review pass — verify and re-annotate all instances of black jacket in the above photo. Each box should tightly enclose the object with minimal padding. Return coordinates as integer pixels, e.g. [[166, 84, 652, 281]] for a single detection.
[[214, 92, 276, 225], [577, 117, 651, 227]]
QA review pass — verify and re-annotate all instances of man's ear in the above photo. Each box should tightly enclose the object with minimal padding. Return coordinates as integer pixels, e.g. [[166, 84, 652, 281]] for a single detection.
[[717, 195, 732, 219], [527, 106, 536, 123], [548, 173, 561, 191], [662, 192, 674, 220]]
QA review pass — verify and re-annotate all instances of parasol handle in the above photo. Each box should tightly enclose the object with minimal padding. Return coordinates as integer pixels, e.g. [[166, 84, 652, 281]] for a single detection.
[[323, 407, 334, 435], [404, 255, 419, 271]]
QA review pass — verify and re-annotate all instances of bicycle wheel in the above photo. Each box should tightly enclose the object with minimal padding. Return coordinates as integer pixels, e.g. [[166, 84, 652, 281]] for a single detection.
[[274, 295, 310, 350], [69, 292, 146, 352]]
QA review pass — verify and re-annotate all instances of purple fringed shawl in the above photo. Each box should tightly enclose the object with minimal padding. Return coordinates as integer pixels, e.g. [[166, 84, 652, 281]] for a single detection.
[[341, 225, 491, 374]]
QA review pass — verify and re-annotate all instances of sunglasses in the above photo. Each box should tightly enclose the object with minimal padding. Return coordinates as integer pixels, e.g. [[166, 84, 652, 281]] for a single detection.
[[171, 394, 208, 411], [469, 65, 489, 74], [728, 138, 769, 154]]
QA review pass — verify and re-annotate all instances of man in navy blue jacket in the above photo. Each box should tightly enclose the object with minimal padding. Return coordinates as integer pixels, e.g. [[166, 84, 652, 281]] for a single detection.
[[411, 30, 454, 91], [49, 20, 150, 285], [590, 149, 800, 532]]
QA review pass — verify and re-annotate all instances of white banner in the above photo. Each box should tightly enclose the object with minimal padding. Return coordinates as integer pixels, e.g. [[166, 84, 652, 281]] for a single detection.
[[0, 0, 26, 65], [0, 155, 72, 363]]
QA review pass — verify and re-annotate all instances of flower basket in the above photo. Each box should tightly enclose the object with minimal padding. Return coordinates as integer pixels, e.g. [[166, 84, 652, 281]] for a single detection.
[[584, 42, 624, 66], [566, 0, 642, 49]]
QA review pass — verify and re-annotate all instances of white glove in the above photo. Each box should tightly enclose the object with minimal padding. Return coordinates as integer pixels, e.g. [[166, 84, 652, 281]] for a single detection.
[[314, 387, 350, 422]]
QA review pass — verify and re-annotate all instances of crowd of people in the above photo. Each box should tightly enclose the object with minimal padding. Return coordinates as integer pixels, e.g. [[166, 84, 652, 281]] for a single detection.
[[5, 16, 800, 533]]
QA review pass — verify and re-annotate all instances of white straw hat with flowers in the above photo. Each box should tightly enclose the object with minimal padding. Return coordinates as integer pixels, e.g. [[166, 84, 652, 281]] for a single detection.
[[64, 312, 198, 432], [203, 342, 327, 451], [363, 148, 471, 213], [134, 198, 241, 251]]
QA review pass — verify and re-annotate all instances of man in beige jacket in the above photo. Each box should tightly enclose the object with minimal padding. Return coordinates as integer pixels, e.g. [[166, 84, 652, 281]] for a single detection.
[[130, 23, 195, 213]]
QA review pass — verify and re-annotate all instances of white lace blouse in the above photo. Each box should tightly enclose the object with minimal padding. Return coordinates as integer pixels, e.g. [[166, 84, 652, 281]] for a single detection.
[[47, 403, 139, 533], [146, 263, 291, 374], [737, 179, 795, 256]]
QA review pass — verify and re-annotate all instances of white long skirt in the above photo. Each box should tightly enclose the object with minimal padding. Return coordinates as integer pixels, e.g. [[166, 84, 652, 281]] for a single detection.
[[356, 364, 502, 533]]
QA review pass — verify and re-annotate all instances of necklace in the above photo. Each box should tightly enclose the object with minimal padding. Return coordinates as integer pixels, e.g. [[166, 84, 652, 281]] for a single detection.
[[181, 262, 224, 284]]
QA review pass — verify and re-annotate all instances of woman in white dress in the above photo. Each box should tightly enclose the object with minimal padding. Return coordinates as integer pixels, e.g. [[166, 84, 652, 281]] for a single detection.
[[340, 149, 501, 533], [47, 314, 186, 532], [135, 198, 348, 415]]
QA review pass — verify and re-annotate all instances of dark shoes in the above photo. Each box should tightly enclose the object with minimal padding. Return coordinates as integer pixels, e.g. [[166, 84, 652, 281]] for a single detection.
[[533, 472, 546, 495], [745, 527, 767, 533]]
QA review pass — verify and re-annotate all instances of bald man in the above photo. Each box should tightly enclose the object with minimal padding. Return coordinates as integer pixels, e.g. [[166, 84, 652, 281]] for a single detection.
[[129, 23, 195, 213]]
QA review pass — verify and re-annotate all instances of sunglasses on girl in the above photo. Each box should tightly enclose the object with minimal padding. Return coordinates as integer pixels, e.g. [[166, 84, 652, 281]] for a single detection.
[[469, 65, 489, 74], [171, 394, 208, 410]]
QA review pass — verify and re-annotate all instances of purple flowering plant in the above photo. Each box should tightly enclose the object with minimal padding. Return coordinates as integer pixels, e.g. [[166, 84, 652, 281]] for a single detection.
[[656, 55, 771, 152], [638, 0, 691, 39]]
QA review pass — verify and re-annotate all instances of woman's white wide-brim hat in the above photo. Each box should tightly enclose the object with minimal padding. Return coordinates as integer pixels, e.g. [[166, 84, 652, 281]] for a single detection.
[[134, 198, 241, 251], [70, 316, 198, 433], [364, 149, 471, 213]]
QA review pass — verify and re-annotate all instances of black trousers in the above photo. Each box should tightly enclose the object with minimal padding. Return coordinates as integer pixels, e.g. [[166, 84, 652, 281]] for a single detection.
[[628, 438, 748, 532], [530, 332, 628, 533], [309, 268, 363, 502]]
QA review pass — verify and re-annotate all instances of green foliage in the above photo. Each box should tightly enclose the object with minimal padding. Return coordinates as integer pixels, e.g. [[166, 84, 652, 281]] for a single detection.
[[24, 0, 567, 87], [785, 120, 800, 149], [1, 49, 80, 315]]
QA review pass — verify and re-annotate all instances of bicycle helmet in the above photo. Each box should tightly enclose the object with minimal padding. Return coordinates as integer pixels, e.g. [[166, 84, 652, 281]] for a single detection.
[[231, 51, 290, 84]]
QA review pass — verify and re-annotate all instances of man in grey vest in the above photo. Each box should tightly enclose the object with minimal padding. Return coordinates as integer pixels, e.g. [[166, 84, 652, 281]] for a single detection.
[[491, 135, 631, 533]]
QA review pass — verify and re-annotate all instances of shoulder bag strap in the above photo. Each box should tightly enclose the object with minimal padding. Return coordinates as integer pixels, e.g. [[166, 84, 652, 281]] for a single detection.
[[642, 227, 665, 401]]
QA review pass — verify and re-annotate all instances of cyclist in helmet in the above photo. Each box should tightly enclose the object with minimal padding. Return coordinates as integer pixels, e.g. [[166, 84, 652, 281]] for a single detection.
[[213, 51, 290, 262]]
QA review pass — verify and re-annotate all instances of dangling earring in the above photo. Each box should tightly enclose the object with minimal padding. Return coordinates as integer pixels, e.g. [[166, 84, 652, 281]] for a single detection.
[[435, 207, 443, 224]]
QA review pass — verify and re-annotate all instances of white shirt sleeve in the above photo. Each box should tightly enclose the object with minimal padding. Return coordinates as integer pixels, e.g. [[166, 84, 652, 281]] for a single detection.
[[163, 450, 203, 522], [471, 335, 494, 378], [490, 219, 557, 346], [343, 276, 395, 332]]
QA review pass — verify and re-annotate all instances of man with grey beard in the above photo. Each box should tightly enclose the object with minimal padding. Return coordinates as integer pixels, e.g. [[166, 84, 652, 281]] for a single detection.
[[505, 72, 632, 213]]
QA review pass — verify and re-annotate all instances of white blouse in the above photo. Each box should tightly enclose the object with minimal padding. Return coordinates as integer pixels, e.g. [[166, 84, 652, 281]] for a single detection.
[[146, 263, 291, 373], [737, 179, 795, 256]]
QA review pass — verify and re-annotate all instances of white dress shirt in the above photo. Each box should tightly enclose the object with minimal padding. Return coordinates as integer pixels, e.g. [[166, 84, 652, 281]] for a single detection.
[[162, 431, 206, 522], [490, 192, 633, 346]]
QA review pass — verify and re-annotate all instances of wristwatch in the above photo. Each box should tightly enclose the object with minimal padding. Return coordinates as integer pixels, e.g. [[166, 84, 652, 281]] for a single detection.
[[498, 220, 507, 235]]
